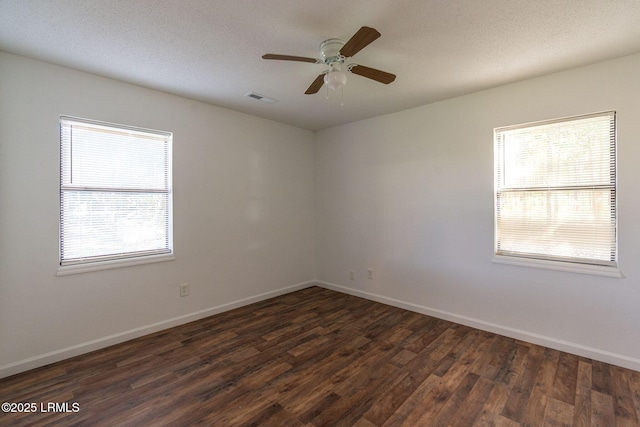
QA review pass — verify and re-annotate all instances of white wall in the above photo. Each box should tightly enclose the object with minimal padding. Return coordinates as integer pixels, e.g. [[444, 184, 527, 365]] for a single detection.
[[315, 53, 640, 370], [0, 53, 316, 377]]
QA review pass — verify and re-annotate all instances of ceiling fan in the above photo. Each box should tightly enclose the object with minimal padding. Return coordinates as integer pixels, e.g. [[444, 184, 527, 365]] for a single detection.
[[262, 26, 396, 95]]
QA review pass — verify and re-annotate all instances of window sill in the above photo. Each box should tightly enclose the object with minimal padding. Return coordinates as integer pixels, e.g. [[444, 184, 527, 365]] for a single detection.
[[56, 253, 175, 276], [492, 255, 623, 278]]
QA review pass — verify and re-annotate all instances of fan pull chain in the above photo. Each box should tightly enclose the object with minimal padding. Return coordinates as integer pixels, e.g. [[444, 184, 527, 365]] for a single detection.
[[340, 87, 344, 106]]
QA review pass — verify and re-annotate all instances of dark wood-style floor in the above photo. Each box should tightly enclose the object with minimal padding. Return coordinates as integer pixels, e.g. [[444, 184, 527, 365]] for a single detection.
[[1, 286, 639, 426]]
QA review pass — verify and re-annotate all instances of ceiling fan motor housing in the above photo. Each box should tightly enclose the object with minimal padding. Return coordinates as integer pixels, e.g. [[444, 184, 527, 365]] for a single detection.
[[320, 38, 345, 65]]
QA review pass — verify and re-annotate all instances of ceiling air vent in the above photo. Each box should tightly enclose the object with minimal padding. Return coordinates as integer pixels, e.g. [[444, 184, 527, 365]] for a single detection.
[[245, 92, 279, 104]]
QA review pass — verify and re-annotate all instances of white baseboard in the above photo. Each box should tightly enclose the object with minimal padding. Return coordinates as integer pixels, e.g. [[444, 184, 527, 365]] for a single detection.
[[0, 281, 315, 379], [316, 281, 640, 372]]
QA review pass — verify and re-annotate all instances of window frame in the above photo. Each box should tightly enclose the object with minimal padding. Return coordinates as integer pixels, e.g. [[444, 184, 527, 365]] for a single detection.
[[57, 116, 174, 276], [492, 111, 621, 278]]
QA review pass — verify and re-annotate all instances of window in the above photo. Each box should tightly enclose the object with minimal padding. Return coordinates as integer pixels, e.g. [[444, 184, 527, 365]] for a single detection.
[[494, 111, 618, 276], [59, 116, 173, 272]]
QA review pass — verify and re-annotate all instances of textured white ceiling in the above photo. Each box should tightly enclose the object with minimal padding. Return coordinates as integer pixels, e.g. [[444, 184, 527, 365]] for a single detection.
[[2, 0, 640, 131]]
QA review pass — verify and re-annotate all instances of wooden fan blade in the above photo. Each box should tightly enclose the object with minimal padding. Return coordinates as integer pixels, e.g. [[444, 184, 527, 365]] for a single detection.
[[350, 65, 396, 84], [339, 26, 381, 57], [262, 54, 318, 63], [305, 74, 325, 94]]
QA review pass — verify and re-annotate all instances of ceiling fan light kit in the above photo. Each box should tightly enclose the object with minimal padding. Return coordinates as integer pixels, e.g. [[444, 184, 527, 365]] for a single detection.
[[324, 64, 347, 91], [262, 26, 396, 99]]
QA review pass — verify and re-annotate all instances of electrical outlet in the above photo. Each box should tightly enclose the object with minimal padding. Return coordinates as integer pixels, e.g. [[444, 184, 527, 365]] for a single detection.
[[179, 283, 189, 297], [349, 271, 355, 281], [367, 269, 373, 280]]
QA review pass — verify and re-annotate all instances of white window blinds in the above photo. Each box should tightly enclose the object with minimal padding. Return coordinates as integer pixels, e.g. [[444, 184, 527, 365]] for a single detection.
[[494, 111, 616, 267], [60, 116, 173, 266]]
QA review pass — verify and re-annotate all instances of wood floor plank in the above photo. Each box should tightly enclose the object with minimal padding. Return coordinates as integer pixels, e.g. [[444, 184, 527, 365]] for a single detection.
[[629, 370, 640, 422], [611, 366, 640, 426], [518, 348, 560, 427], [501, 344, 545, 423], [550, 352, 580, 406], [429, 371, 481, 426], [572, 360, 592, 427], [432, 328, 481, 377], [361, 348, 439, 425], [543, 396, 575, 427], [397, 334, 487, 426], [592, 359, 613, 394], [309, 362, 402, 426], [472, 382, 512, 427], [482, 335, 519, 382], [448, 375, 495, 427], [382, 374, 441, 427], [592, 390, 616, 427], [1, 286, 639, 426]]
